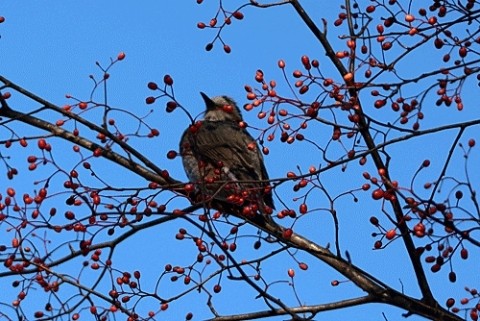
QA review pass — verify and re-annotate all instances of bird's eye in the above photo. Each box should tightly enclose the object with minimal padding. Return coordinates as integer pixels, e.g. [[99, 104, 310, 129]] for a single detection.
[[222, 105, 234, 113]]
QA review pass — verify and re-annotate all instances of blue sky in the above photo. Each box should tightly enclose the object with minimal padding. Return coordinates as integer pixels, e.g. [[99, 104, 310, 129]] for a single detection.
[[1, 1, 479, 321]]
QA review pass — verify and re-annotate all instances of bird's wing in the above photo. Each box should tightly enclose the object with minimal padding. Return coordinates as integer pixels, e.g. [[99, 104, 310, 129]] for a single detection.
[[189, 121, 268, 182], [181, 120, 274, 209]]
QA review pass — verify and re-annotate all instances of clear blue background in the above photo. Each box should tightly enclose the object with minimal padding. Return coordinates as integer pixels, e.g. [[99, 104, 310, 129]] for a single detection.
[[1, 2, 478, 320]]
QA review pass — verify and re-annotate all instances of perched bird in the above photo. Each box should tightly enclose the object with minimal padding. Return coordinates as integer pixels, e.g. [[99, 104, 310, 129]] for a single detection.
[[180, 92, 276, 228]]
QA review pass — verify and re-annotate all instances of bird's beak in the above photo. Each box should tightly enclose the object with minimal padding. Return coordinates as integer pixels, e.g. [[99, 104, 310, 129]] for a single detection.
[[200, 92, 216, 111]]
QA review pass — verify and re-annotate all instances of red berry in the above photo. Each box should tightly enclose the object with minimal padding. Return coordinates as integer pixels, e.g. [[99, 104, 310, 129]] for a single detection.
[[334, 19, 343, 26], [166, 101, 177, 112], [145, 96, 156, 104], [7, 187, 16, 197], [369, 216, 379, 226], [343, 72, 353, 82], [446, 298, 455, 308], [232, 11, 244, 20], [430, 264, 441, 273], [283, 228, 293, 238], [185, 184, 195, 192], [301, 55, 309, 66], [434, 38, 444, 49], [34, 311, 44, 318], [382, 42, 393, 50], [93, 148, 103, 157], [455, 190, 463, 199], [449, 271, 457, 283], [167, 150, 177, 159], [385, 229, 396, 240], [299, 203, 307, 214], [405, 14, 415, 22], [372, 189, 384, 200], [147, 82, 158, 90], [470, 309, 478, 321], [413, 223, 425, 237], [163, 74, 174, 86], [299, 85, 309, 94], [288, 268, 295, 278], [374, 99, 387, 108]]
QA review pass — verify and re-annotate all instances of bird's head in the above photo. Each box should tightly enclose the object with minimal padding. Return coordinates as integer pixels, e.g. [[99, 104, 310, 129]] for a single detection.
[[201, 92, 243, 122]]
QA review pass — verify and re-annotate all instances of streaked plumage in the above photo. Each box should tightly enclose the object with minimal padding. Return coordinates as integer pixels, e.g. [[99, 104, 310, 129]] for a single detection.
[[180, 92, 275, 227]]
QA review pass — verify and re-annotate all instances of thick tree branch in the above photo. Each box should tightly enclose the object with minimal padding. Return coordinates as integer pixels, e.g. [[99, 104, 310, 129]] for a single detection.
[[270, 227, 462, 321], [287, 0, 435, 304], [289, 0, 348, 76]]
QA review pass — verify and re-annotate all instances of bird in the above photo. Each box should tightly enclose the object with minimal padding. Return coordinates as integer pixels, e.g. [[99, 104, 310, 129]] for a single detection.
[[179, 92, 276, 228]]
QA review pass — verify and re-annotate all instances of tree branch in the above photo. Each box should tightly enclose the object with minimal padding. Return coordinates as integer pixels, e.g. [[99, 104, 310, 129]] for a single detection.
[[208, 295, 377, 321], [287, 0, 435, 303], [0, 75, 180, 186]]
